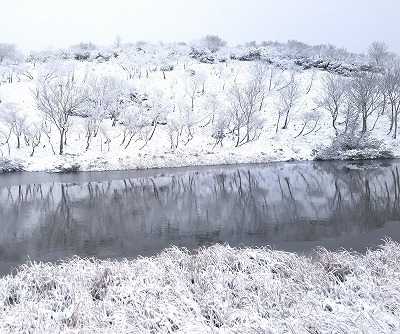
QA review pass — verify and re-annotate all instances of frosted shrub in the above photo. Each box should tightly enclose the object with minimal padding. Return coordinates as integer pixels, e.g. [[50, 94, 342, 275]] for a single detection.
[[0, 158, 24, 173], [316, 131, 393, 160]]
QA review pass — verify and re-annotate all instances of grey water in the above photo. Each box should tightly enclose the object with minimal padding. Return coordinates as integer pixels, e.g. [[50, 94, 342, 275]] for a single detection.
[[1, 159, 400, 275]]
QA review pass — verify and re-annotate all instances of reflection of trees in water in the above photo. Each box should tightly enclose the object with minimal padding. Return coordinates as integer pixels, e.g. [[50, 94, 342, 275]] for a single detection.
[[314, 162, 400, 230], [0, 161, 400, 254]]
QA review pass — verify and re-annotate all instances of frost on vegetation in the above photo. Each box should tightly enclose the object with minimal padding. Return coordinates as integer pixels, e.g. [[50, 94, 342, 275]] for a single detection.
[[315, 132, 393, 161], [54, 162, 81, 173], [1, 241, 400, 333], [0, 157, 24, 173]]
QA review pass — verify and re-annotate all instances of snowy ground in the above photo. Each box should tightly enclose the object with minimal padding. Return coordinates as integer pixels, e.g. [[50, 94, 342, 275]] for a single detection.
[[1, 116, 397, 173], [1, 241, 400, 333], [0, 47, 397, 173]]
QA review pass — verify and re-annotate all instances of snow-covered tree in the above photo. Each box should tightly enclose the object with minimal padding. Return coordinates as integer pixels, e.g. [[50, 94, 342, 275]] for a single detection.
[[200, 35, 227, 53], [88, 75, 132, 126], [35, 70, 88, 154], [368, 41, 389, 66], [118, 86, 168, 149], [317, 73, 348, 134], [277, 74, 301, 130], [347, 72, 382, 133], [175, 94, 197, 145], [211, 105, 231, 148], [294, 109, 321, 138], [0, 44, 21, 64], [229, 64, 267, 146], [382, 66, 400, 138], [0, 102, 27, 149], [24, 123, 42, 157], [119, 104, 145, 149], [184, 69, 206, 113]]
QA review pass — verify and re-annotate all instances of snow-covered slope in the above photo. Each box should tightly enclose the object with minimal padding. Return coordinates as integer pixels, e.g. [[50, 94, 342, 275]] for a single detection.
[[0, 43, 396, 172]]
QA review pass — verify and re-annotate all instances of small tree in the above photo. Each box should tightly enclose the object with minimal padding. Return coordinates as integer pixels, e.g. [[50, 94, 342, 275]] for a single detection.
[[176, 95, 197, 145], [347, 72, 382, 133], [140, 88, 170, 148], [0, 43, 20, 64], [294, 109, 321, 138], [35, 71, 88, 155], [0, 102, 27, 149], [368, 41, 389, 66], [267, 66, 284, 93], [184, 69, 206, 113], [229, 66, 266, 146], [84, 109, 105, 151], [85, 75, 129, 150], [25, 124, 42, 157], [202, 92, 222, 126], [201, 35, 227, 53], [119, 104, 146, 149], [382, 66, 400, 138], [166, 111, 183, 150], [211, 107, 231, 148], [317, 73, 348, 134], [277, 74, 301, 130], [114, 35, 122, 49]]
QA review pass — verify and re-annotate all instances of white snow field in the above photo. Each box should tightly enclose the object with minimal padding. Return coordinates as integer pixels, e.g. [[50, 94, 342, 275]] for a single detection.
[[1, 241, 400, 333], [0, 41, 396, 173]]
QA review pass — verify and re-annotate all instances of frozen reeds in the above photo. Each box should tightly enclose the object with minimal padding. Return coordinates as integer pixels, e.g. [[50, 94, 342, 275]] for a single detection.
[[1, 241, 400, 333]]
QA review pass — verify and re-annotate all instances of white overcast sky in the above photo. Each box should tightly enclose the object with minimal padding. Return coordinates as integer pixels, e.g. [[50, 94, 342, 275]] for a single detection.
[[1, 0, 399, 53]]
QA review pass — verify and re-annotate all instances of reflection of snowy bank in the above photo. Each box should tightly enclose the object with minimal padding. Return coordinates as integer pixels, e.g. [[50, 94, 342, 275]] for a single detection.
[[1, 242, 400, 333], [1, 159, 399, 274]]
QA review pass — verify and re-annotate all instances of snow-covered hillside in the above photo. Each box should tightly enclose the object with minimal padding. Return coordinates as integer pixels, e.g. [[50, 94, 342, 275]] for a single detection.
[[0, 40, 397, 172]]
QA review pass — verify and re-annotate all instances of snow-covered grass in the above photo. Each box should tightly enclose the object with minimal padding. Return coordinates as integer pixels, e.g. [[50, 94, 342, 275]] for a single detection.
[[1, 241, 400, 333]]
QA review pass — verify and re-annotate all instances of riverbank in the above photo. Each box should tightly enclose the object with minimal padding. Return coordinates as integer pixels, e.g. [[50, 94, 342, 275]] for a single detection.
[[1, 242, 399, 333], [0, 114, 397, 174]]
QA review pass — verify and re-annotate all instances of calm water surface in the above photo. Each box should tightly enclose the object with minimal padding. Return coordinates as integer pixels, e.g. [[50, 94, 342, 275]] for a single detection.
[[1, 160, 400, 275]]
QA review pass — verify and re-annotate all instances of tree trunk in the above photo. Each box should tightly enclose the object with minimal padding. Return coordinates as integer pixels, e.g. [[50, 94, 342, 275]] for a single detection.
[[276, 114, 281, 134], [235, 128, 240, 147], [332, 111, 338, 135], [124, 134, 135, 149], [86, 134, 91, 151], [246, 120, 250, 143], [362, 113, 368, 133], [59, 129, 65, 155], [294, 122, 307, 138], [388, 106, 395, 134], [282, 109, 290, 129]]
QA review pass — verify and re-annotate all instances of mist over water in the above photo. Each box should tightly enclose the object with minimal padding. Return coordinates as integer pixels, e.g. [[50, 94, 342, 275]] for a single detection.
[[1, 160, 400, 275]]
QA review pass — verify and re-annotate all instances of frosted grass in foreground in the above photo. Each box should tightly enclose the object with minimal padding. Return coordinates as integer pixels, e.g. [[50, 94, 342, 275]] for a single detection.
[[1, 242, 400, 333]]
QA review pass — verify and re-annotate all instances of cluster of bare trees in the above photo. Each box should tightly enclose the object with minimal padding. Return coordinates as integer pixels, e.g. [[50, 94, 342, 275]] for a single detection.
[[1, 39, 400, 160], [0, 60, 316, 157], [318, 63, 400, 139], [229, 64, 267, 146]]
